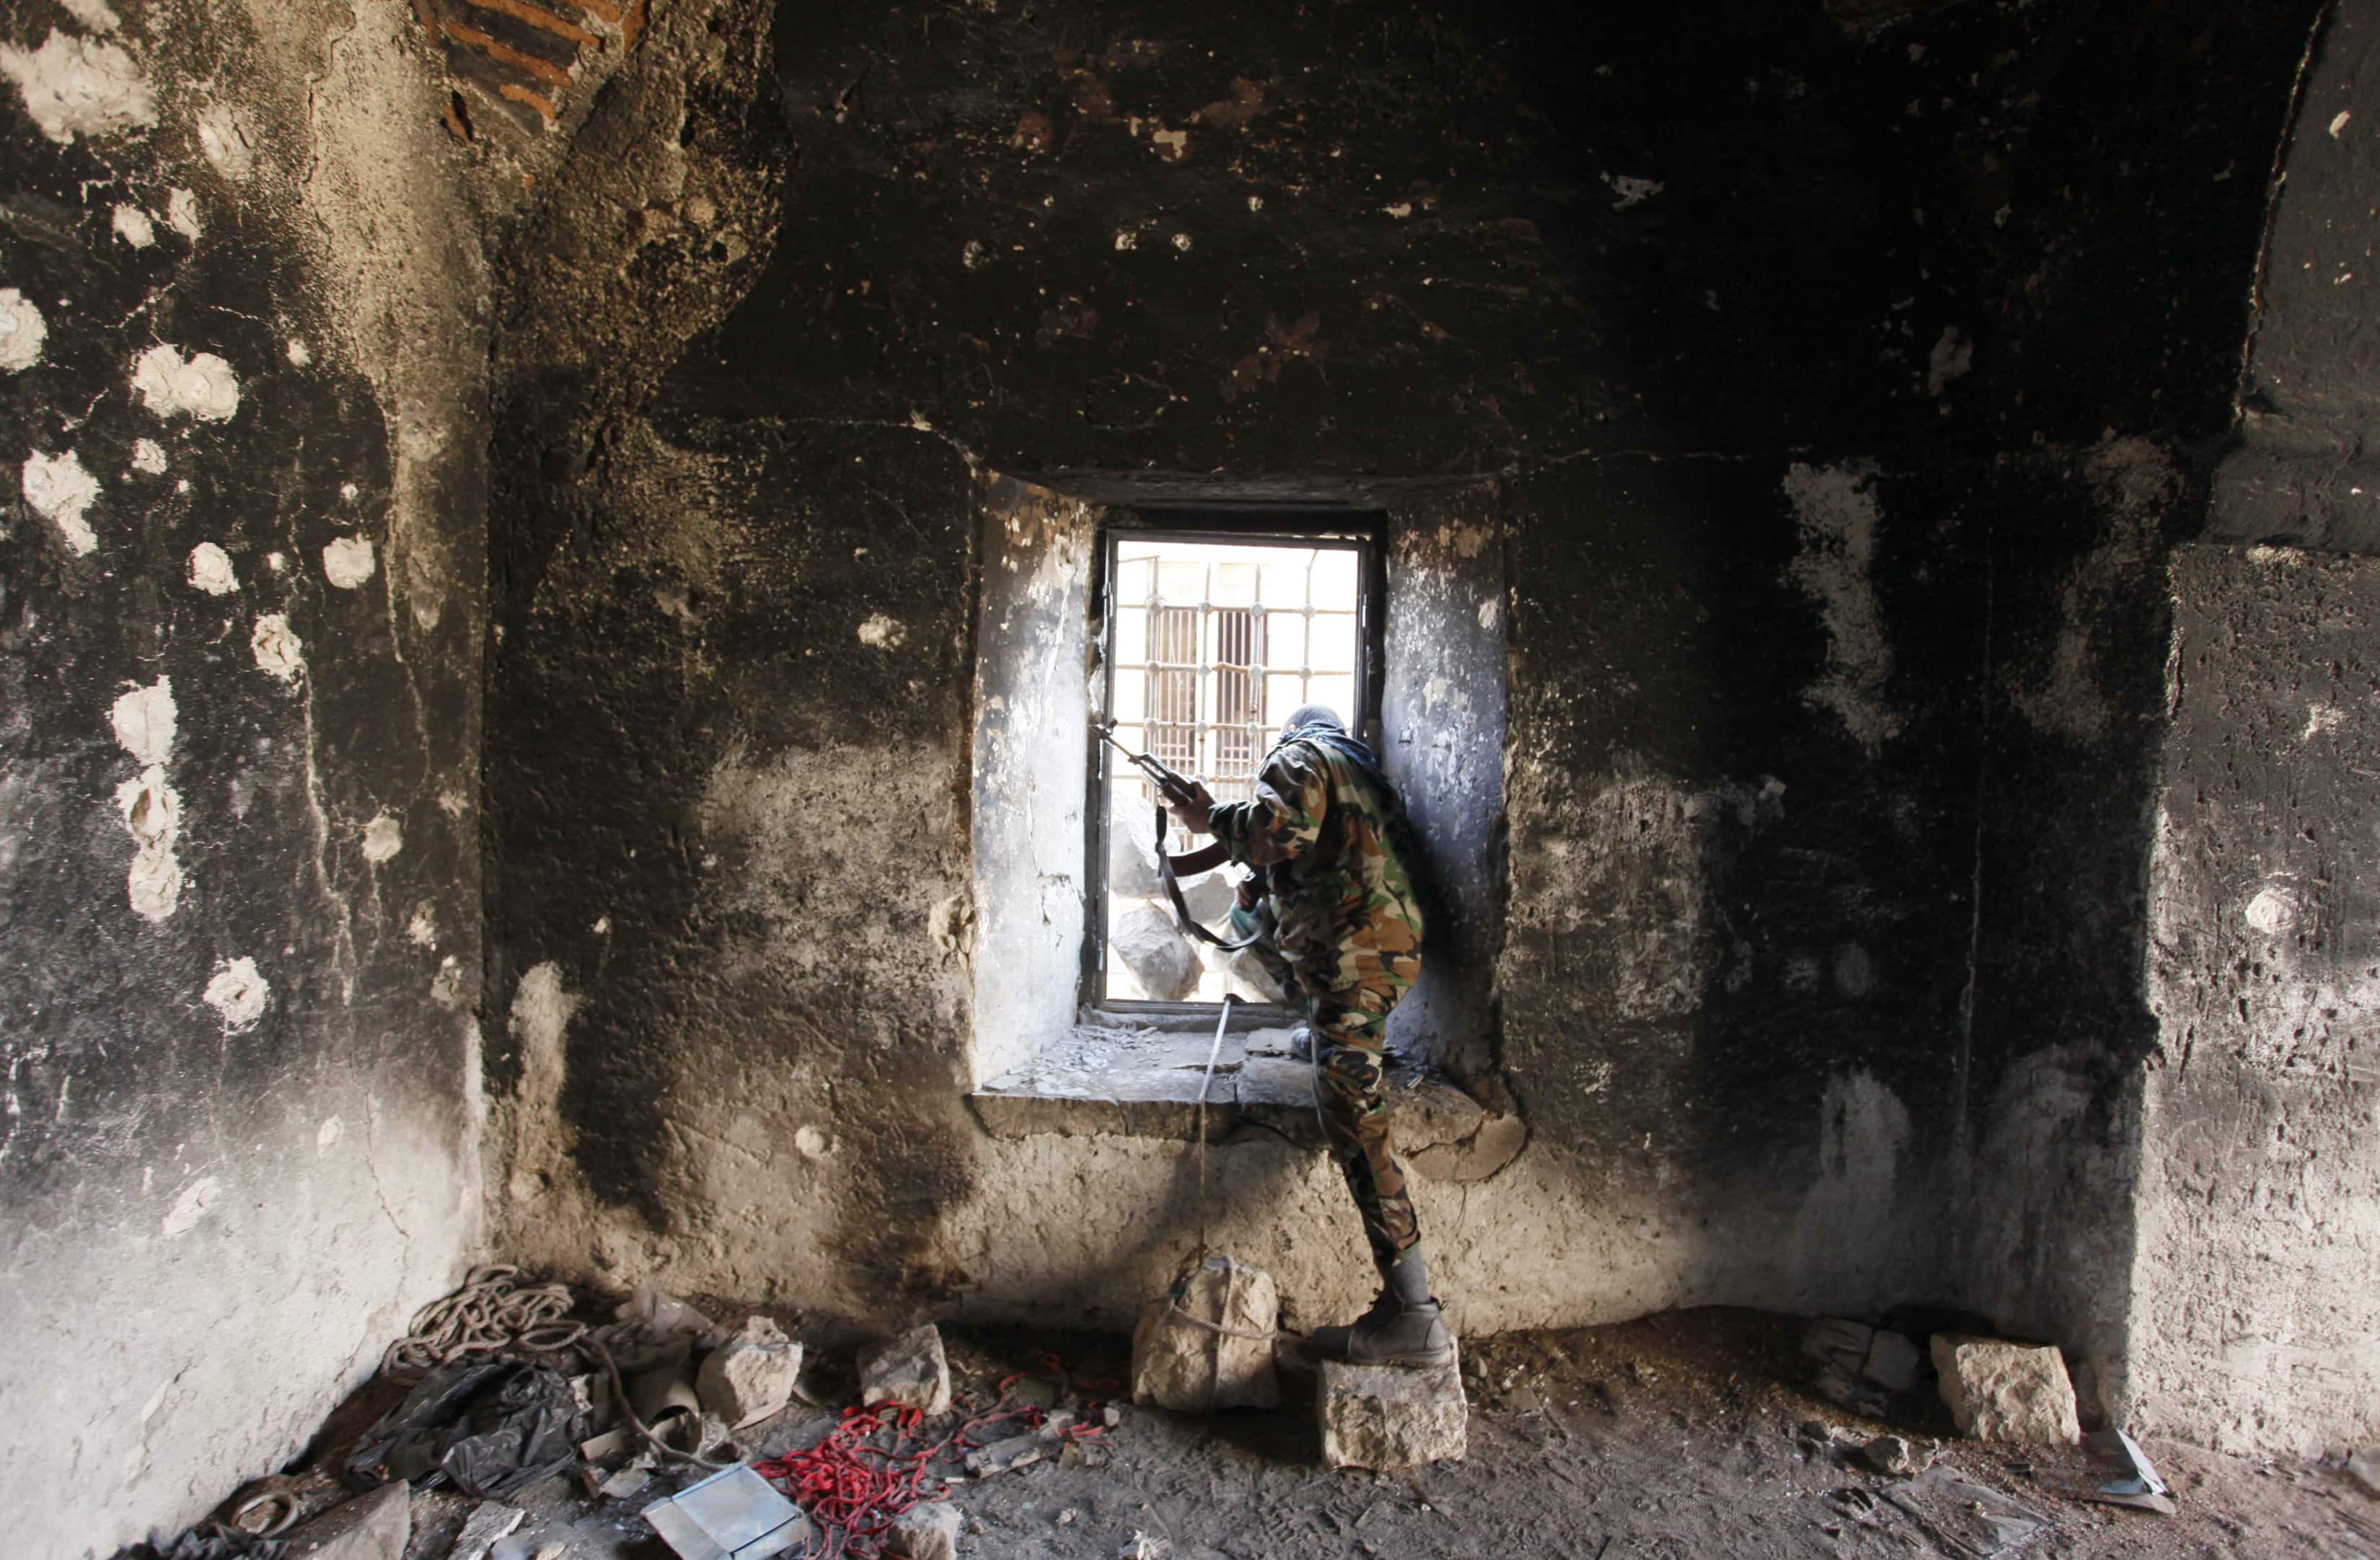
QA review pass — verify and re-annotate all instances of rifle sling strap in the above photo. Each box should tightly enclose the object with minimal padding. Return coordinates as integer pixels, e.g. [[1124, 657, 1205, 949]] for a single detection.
[[1155, 803, 1264, 952]]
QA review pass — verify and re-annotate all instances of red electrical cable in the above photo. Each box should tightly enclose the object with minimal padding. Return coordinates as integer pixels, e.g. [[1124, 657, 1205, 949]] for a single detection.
[[752, 1380, 1111, 1560]]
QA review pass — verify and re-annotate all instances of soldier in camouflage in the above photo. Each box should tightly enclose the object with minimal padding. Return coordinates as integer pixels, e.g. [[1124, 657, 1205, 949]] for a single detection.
[[1167, 705, 1455, 1368]]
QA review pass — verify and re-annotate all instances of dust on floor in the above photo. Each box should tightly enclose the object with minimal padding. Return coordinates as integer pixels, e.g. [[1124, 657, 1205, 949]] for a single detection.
[[332, 1307, 2376, 1559]]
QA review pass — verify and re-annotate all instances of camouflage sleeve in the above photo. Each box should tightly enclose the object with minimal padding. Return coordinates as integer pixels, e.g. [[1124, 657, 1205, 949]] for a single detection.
[[1208, 744, 1329, 868]]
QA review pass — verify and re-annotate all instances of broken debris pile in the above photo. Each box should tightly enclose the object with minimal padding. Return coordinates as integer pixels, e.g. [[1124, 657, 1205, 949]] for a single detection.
[[347, 1361, 582, 1499]]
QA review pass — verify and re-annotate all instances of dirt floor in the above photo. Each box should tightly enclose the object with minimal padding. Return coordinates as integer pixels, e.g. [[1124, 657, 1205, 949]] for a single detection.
[[247, 1306, 2378, 1560]]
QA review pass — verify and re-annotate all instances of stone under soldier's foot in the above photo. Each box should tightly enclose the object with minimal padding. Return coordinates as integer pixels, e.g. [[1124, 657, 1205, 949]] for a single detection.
[[1304, 1292, 1456, 1368]]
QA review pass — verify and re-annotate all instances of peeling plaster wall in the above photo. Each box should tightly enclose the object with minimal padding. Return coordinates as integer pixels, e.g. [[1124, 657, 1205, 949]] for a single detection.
[[2133, 546, 2380, 1457], [971, 476, 1093, 1089], [0, 1, 488, 1555], [482, 0, 2337, 1442], [2118, 1, 2380, 1455]]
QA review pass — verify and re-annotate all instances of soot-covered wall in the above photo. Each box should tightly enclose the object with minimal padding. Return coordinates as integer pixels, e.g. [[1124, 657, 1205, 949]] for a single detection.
[[483, 0, 2333, 1440], [0, 2, 488, 1553]]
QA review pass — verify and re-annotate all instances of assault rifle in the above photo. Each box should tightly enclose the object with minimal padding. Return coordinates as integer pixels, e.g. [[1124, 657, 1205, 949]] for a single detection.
[[1093, 720, 1207, 811], [1093, 721, 1259, 950]]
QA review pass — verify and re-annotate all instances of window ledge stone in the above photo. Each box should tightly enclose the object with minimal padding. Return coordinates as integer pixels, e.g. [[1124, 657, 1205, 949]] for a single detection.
[[969, 1023, 1525, 1182]]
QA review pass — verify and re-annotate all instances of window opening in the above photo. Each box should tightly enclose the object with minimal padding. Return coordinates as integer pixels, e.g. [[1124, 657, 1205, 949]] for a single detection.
[[1098, 531, 1372, 1007]]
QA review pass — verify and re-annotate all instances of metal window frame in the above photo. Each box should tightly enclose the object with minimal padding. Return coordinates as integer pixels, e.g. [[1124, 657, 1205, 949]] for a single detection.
[[1084, 511, 1385, 1023]]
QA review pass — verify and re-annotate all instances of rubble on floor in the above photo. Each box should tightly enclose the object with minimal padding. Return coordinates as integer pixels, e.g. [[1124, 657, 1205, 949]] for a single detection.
[[1931, 1334, 2082, 1445], [862, 1323, 954, 1418], [114, 1297, 2380, 1560]]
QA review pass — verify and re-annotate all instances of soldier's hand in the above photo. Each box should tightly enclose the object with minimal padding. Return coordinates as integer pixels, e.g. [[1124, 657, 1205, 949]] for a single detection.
[[1234, 873, 1264, 912], [1167, 780, 1215, 835]]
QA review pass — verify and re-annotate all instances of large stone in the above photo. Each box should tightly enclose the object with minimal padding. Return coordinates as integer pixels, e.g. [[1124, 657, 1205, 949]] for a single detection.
[[889, 1500, 963, 1560], [1108, 806, 1163, 898], [1225, 945, 1287, 1002], [447, 1501, 524, 1560], [1173, 867, 1234, 925], [284, 1482, 410, 1560], [1132, 1256, 1281, 1411], [1318, 1352, 1468, 1471], [697, 1314, 804, 1429], [1111, 904, 1200, 1000], [861, 1323, 952, 1416], [1931, 1334, 2081, 1445]]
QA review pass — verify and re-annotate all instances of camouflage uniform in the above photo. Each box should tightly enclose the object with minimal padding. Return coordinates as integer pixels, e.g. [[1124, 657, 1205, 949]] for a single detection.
[[1207, 736, 1426, 1272]]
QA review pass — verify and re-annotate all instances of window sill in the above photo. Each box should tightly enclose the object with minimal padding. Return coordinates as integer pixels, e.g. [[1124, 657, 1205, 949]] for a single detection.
[[969, 1023, 1525, 1182]]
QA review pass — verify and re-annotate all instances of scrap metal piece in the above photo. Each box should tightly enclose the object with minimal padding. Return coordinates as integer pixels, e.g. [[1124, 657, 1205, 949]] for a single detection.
[[2084, 1428, 2177, 1515], [1882, 1465, 2054, 1558], [643, 1465, 811, 1560]]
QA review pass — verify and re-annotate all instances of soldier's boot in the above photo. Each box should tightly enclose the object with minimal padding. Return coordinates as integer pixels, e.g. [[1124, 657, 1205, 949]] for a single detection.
[[1304, 1293, 1455, 1368], [1305, 1247, 1454, 1368]]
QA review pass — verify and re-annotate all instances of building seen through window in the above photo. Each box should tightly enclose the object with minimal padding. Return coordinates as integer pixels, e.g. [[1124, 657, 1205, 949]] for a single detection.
[[1100, 534, 1368, 1005]]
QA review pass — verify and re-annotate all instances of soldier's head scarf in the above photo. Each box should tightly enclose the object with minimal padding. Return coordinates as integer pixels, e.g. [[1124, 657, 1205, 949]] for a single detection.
[[1272, 705, 1396, 805]]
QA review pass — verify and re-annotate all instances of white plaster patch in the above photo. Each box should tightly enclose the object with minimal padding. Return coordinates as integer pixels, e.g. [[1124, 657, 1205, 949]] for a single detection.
[[250, 613, 303, 682], [793, 1124, 831, 1159], [111, 201, 153, 248], [1477, 595, 1500, 630], [361, 811, 402, 863], [0, 288, 46, 371], [109, 677, 182, 919], [286, 338, 310, 367], [1604, 173, 1663, 208], [438, 788, 468, 820], [131, 437, 165, 474], [193, 103, 253, 180], [133, 343, 239, 421], [1150, 126, 1188, 160], [187, 541, 237, 595], [322, 533, 376, 589], [23, 449, 99, 555], [1782, 462, 1901, 754], [164, 187, 198, 240], [201, 956, 268, 1031], [431, 955, 467, 1008], [858, 614, 907, 648], [110, 676, 175, 767], [62, 0, 122, 30], [2330, 110, 2352, 139], [2244, 883, 2298, 937], [316, 1116, 343, 1154], [2301, 703, 2346, 742], [407, 903, 438, 947], [116, 767, 180, 918], [0, 30, 157, 145], [1926, 325, 1973, 396], [161, 1175, 219, 1237]]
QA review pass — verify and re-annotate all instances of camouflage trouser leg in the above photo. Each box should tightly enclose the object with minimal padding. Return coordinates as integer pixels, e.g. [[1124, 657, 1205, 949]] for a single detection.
[[1310, 956, 1421, 1273]]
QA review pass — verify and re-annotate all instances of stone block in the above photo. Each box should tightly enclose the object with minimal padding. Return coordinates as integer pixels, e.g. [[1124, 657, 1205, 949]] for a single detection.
[[1109, 806, 1163, 899], [1132, 1256, 1280, 1411], [447, 1501, 524, 1560], [2346, 1447, 2380, 1498], [1318, 1352, 1468, 1471], [1112, 904, 1199, 1000], [889, 1500, 963, 1560], [1931, 1334, 2081, 1445], [698, 1314, 804, 1429], [862, 1323, 952, 1417], [284, 1482, 409, 1560]]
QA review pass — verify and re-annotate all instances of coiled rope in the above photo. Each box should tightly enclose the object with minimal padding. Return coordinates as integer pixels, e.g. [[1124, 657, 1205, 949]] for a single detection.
[[381, 1262, 730, 1469]]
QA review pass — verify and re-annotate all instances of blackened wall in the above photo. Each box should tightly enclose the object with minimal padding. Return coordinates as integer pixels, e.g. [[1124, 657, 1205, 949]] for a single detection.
[[0, 1, 490, 1554], [482, 0, 2335, 1440]]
